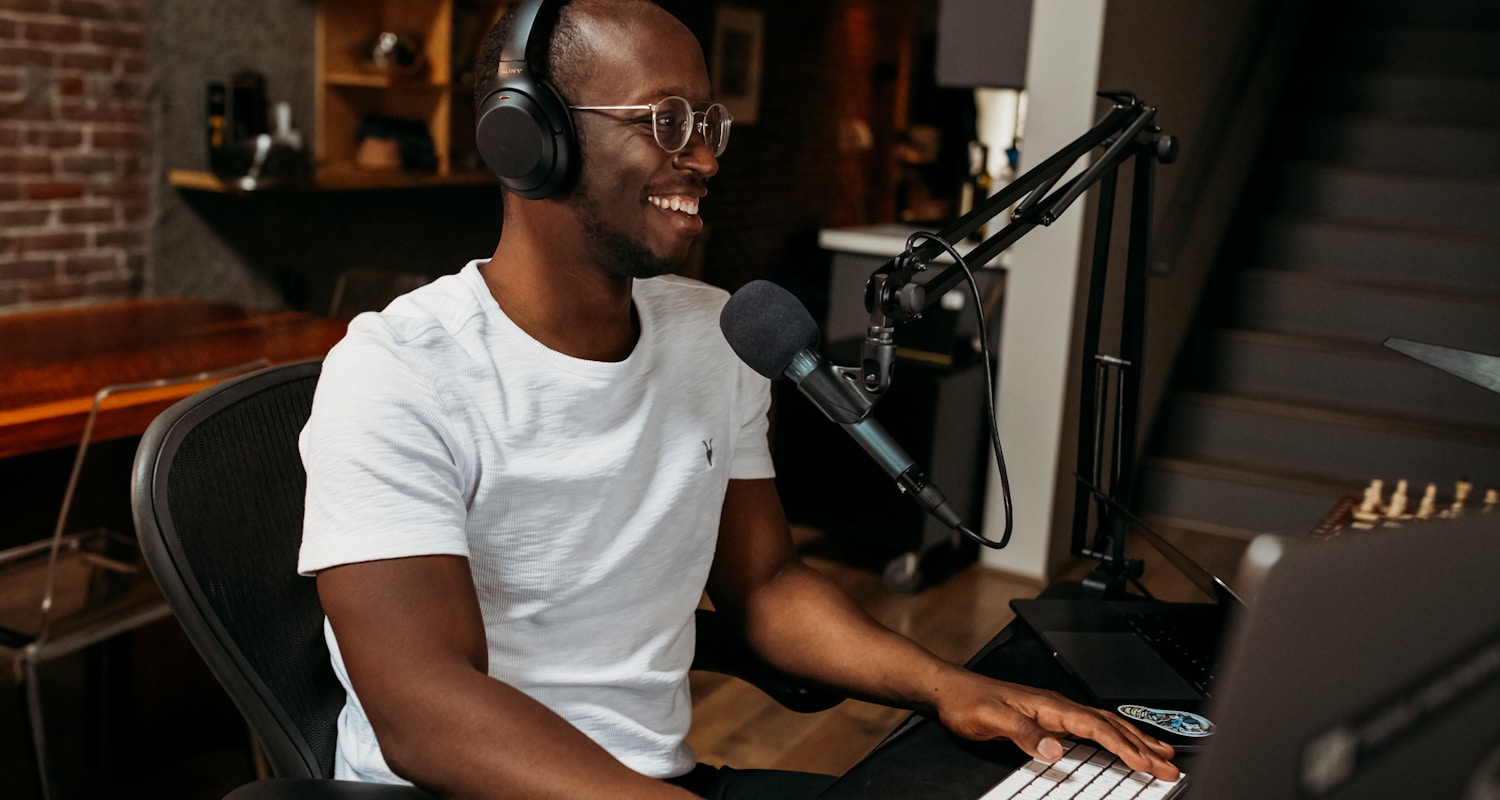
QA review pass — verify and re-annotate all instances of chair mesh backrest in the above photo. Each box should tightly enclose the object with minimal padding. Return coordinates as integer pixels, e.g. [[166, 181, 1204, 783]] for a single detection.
[[134, 361, 342, 778]]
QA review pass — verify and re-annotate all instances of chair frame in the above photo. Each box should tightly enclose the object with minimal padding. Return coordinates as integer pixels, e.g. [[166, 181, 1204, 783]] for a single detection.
[[1, 358, 269, 800]]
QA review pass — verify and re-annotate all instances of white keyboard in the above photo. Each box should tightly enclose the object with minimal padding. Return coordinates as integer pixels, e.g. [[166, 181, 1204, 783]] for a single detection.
[[979, 739, 1186, 799]]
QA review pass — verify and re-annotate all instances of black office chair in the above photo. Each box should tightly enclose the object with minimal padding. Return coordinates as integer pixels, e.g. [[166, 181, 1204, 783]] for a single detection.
[[131, 359, 838, 799]]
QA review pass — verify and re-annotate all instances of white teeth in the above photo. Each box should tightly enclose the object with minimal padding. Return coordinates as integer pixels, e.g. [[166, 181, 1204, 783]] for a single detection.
[[650, 195, 698, 215]]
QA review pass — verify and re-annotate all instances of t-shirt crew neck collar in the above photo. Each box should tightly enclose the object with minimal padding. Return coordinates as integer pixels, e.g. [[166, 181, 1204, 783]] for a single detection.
[[462, 261, 651, 379]]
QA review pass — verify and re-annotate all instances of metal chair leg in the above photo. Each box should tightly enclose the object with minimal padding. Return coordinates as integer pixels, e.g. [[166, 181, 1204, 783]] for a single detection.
[[23, 655, 55, 800]]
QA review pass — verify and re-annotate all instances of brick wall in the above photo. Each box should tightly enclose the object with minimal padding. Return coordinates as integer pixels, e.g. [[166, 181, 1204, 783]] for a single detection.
[[0, 0, 147, 313]]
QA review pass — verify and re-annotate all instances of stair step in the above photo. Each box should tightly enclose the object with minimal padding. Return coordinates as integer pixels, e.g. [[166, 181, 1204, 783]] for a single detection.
[[1328, 28, 1500, 77], [1225, 269, 1500, 348], [1272, 163, 1500, 235], [1297, 116, 1500, 177], [1254, 218, 1500, 291], [1309, 72, 1500, 125], [1152, 392, 1500, 488], [1184, 330, 1500, 427], [1135, 458, 1350, 537]]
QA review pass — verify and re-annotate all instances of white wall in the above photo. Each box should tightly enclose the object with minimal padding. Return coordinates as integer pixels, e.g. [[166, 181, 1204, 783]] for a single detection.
[[979, 0, 1107, 581]]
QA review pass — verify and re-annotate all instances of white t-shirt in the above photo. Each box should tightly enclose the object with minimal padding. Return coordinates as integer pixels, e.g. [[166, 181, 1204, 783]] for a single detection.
[[298, 261, 774, 783]]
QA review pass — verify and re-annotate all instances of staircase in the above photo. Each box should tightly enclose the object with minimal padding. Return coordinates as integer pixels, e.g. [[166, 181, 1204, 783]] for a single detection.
[[1135, 0, 1500, 544]]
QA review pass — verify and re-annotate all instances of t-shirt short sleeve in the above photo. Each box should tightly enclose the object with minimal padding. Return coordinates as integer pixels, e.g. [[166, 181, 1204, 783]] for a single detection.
[[297, 323, 472, 576]]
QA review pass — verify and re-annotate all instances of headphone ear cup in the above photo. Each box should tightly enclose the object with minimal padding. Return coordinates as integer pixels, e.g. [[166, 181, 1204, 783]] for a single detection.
[[475, 75, 575, 199]]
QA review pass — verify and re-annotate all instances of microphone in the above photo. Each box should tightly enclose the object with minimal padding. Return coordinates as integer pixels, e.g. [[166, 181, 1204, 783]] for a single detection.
[[720, 280, 964, 531]]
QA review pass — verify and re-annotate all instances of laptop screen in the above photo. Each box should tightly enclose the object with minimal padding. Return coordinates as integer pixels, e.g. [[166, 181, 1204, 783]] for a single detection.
[[1191, 513, 1500, 798]]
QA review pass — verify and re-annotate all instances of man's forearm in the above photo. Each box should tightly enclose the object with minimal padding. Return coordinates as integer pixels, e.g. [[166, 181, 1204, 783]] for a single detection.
[[368, 666, 696, 800], [724, 561, 966, 712]]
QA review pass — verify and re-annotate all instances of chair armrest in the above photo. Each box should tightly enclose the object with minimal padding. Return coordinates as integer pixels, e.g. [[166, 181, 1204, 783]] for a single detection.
[[224, 779, 433, 799], [691, 608, 842, 713]]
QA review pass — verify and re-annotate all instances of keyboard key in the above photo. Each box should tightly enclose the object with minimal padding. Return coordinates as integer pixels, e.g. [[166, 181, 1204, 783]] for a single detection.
[[977, 740, 1186, 800]]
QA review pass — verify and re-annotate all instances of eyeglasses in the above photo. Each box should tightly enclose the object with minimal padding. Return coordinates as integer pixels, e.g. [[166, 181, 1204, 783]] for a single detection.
[[569, 95, 733, 157]]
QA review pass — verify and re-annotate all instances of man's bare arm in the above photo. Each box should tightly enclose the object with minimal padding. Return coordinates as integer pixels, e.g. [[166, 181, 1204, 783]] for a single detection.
[[317, 555, 695, 799], [705, 478, 1179, 781]]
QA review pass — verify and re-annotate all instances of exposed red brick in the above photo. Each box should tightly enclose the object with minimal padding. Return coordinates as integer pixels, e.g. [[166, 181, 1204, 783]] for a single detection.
[[58, 203, 114, 224], [55, 74, 84, 96], [62, 252, 118, 275], [59, 0, 118, 21], [94, 228, 143, 248], [85, 178, 143, 200], [0, 259, 58, 281], [88, 26, 141, 49], [26, 126, 84, 148], [58, 103, 144, 124], [25, 181, 84, 200], [82, 276, 137, 300], [0, 208, 51, 227], [0, 152, 53, 174], [58, 152, 116, 175], [22, 21, 85, 46], [26, 276, 88, 303], [91, 127, 139, 150], [0, 47, 53, 69], [57, 52, 111, 72], [13, 231, 88, 253], [0, 73, 23, 93], [0, 19, 17, 39], [0, 180, 20, 201], [0, 0, 54, 14], [118, 201, 145, 222]]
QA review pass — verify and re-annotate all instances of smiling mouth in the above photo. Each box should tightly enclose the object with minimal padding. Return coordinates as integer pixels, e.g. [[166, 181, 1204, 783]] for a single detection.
[[648, 195, 700, 216]]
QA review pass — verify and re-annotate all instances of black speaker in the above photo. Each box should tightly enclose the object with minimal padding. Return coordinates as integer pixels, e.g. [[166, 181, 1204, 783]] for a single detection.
[[474, 0, 577, 199]]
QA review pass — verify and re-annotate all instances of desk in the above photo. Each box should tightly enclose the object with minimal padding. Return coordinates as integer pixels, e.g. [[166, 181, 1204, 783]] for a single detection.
[[818, 592, 1201, 799], [0, 298, 347, 460]]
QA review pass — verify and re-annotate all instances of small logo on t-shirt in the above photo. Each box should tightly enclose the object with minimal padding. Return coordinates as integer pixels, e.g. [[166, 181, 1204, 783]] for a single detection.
[[702, 438, 714, 467]]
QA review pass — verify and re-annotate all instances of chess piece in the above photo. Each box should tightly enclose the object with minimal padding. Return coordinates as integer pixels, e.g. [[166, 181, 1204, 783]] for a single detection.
[[1484, 488, 1498, 513], [1450, 480, 1473, 516], [1416, 483, 1438, 520], [1353, 479, 1385, 527], [1386, 479, 1411, 521]]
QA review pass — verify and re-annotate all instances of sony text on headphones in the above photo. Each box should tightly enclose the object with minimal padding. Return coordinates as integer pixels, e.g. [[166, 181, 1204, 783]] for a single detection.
[[474, 0, 577, 198]]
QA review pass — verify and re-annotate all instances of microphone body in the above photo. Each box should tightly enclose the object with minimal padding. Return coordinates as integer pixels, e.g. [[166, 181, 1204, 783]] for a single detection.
[[721, 281, 964, 530]]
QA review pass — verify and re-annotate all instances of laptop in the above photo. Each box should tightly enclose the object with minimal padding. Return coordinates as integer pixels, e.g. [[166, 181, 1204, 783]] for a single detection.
[[1192, 512, 1500, 798], [978, 514, 1500, 799], [1008, 523, 1246, 750]]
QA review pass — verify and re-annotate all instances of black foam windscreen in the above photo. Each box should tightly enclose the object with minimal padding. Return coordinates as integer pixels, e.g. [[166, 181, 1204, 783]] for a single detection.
[[719, 280, 821, 379]]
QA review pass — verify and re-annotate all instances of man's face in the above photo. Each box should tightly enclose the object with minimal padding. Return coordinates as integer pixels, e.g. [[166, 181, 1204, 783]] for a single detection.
[[565, 11, 719, 279]]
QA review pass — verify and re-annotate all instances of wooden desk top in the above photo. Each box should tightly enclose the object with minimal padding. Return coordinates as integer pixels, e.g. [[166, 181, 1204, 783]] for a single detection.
[[0, 298, 348, 460]]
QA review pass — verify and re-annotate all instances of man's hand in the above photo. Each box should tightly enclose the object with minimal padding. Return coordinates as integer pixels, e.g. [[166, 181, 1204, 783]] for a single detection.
[[933, 670, 1180, 781]]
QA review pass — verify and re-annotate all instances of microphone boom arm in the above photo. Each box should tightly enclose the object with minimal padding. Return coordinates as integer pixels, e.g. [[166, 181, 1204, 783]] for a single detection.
[[861, 93, 1177, 394]]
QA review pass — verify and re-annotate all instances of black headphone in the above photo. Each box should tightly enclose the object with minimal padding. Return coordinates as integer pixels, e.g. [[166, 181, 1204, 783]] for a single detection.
[[474, 0, 576, 199]]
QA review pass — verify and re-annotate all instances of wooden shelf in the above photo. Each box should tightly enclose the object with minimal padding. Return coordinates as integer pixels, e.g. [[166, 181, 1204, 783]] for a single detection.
[[324, 71, 446, 89], [169, 166, 495, 193], [315, 0, 504, 181]]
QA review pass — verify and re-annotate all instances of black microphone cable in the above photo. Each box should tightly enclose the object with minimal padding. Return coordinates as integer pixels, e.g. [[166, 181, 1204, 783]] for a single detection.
[[898, 230, 1014, 550]]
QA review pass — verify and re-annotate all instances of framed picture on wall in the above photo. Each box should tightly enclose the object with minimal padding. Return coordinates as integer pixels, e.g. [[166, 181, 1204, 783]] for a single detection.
[[711, 6, 763, 126]]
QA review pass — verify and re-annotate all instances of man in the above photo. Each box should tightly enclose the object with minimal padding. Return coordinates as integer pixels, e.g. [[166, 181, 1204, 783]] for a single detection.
[[297, 1, 1180, 797]]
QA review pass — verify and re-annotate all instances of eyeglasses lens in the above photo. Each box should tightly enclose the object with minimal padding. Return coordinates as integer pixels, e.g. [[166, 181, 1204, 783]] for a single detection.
[[652, 97, 732, 157]]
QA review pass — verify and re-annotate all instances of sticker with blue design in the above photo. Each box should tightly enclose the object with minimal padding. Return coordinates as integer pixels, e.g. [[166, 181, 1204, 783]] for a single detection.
[[1118, 704, 1214, 738]]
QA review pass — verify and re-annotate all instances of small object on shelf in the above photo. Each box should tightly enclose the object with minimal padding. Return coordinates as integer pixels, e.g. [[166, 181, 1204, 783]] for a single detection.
[[206, 80, 230, 174], [354, 115, 437, 172], [361, 31, 427, 78]]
